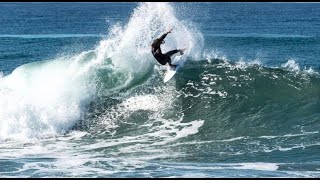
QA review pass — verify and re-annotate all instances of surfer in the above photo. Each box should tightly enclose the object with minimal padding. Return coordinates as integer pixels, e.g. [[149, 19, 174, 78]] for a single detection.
[[151, 29, 185, 70]]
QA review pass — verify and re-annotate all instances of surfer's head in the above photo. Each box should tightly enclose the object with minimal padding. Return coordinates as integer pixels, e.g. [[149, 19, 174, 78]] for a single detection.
[[151, 38, 164, 48]]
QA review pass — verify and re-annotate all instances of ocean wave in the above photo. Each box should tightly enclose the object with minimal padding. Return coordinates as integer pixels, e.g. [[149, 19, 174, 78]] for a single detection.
[[0, 2, 203, 142]]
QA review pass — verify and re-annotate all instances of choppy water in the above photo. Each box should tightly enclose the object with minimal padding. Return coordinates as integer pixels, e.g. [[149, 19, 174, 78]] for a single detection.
[[0, 2, 319, 177]]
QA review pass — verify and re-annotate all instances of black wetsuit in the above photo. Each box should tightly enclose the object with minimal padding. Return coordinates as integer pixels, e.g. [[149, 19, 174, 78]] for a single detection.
[[151, 33, 179, 66]]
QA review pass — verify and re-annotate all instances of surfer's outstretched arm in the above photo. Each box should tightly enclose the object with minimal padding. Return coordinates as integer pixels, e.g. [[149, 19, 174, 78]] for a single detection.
[[159, 33, 168, 42], [159, 29, 173, 41]]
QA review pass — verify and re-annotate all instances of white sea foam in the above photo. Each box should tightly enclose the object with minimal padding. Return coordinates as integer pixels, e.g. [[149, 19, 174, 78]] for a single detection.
[[235, 162, 279, 171], [281, 59, 319, 75], [0, 2, 203, 142]]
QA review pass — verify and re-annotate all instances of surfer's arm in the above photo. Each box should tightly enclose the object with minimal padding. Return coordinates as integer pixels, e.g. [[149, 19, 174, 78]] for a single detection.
[[159, 33, 168, 41], [159, 29, 172, 41]]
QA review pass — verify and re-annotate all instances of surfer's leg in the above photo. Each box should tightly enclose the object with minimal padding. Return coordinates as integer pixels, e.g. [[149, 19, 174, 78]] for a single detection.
[[165, 56, 177, 70], [158, 58, 167, 65], [164, 49, 179, 57], [165, 49, 186, 57]]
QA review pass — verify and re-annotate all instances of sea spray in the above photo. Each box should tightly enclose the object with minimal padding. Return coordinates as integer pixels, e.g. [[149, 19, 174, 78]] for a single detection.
[[0, 2, 203, 142]]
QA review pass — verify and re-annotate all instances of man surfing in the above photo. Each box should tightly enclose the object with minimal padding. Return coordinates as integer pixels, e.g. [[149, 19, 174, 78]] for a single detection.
[[151, 29, 185, 70]]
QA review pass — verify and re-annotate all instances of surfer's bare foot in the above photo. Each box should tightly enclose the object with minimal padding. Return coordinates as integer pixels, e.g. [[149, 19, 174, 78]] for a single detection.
[[179, 48, 186, 55]]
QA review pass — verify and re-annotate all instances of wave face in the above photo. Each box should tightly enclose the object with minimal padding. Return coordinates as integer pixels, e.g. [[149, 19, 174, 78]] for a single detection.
[[176, 59, 320, 138], [0, 2, 203, 141], [0, 2, 320, 178]]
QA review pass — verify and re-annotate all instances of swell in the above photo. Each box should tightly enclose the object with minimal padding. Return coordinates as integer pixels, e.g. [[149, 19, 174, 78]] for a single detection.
[[76, 57, 320, 142], [69, 57, 320, 166], [175, 58, 320, 139]]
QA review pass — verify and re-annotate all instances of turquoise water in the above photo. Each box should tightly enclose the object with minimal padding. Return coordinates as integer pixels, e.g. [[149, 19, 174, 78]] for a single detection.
[[0, 2, 319, 177]]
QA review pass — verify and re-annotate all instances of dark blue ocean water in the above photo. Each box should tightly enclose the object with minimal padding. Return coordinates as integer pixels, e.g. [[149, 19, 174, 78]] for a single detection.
[[0, 2, 319, 177]]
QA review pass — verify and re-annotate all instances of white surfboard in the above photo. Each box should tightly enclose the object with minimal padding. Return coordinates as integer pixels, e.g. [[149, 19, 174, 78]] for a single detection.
[[163, 55, 183, 83]]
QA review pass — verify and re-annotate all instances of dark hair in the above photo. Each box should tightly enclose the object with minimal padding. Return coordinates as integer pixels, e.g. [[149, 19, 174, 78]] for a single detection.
[[151, 38, 161, 48]]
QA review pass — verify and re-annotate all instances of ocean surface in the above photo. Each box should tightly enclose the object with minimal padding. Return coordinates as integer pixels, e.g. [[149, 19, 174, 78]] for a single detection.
[[0, 2, 320, 178]]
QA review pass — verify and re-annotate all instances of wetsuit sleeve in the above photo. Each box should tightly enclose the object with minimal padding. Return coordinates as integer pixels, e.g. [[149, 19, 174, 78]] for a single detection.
[[158, 32, 168, 41]]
